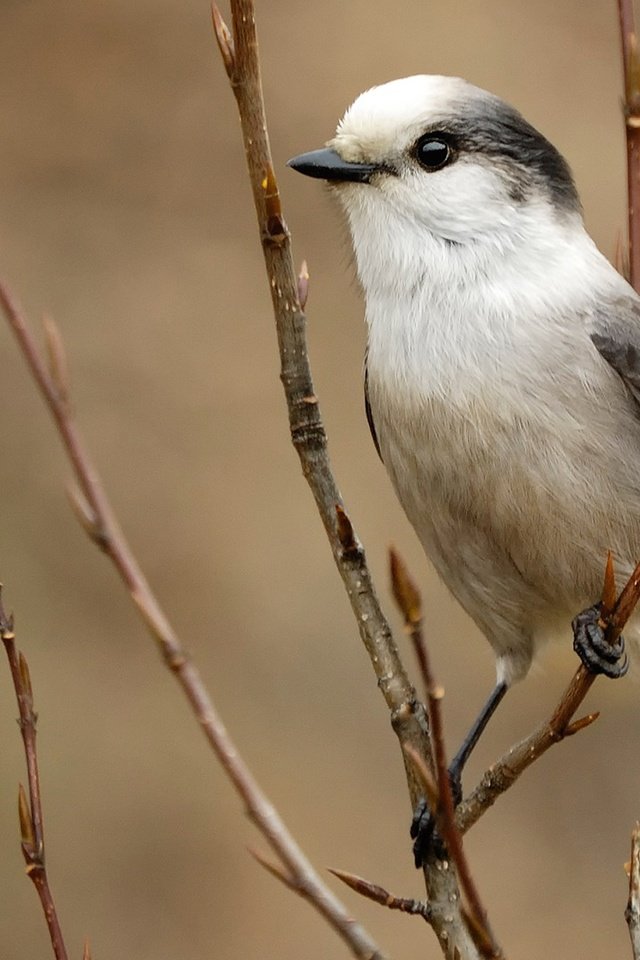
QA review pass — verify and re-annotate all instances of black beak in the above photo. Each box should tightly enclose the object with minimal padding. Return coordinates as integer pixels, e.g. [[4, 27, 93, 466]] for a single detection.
[[287, 147, 378, 183]]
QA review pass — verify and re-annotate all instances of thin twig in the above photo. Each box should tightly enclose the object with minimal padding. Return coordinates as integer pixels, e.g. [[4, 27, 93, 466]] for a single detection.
[[390, 549, 502, 960], [626, 823, 640, 959], [329, 868, 431, 921], [0, 300, 385, 960], [0, 589, 70, 960], [618, 0, 640, 290], [210, 3, 482, 956], [458, 555, 640, 834]]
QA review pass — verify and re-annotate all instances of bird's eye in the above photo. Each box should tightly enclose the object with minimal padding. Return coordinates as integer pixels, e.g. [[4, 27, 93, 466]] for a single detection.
[[414, 136, 452, 171]]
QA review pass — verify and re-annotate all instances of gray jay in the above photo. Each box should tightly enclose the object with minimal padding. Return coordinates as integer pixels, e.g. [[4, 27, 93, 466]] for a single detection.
[[288, 75, 633, 863]]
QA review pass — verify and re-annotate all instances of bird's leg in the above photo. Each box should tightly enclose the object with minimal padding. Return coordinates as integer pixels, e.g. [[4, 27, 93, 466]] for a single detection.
[[572, 602, 629, 678], [411, 680, 508, 868]]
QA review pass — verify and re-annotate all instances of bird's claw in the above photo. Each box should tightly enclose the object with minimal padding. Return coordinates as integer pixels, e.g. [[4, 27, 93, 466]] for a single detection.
[[572, 603, 628, 679]]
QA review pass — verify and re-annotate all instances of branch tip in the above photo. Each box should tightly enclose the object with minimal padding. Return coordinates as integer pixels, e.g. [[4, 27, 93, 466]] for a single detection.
[[601, 551, 617, 617], [211, 3, 235, 77], [563, 711, 599, 736], [329, 867, 431, 920], [389, 547, 422, 627]]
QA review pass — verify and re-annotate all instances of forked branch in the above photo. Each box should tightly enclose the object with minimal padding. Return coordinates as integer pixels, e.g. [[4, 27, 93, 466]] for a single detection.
[[0, 589, 69, 960], [0, 292, 384, 959], [458, 554, 640, 834]]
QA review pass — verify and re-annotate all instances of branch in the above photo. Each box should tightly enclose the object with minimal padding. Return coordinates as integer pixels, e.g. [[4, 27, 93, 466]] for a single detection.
[[457, 555, 640, 834], [0, 302, 384, 960], [390, 549, 502, 960], [627, 824, 640, 959], [329, 868, 431, 921], [618, 0, 640, 289], [0, 589, 70, 960], [211, 2, 484, 956]]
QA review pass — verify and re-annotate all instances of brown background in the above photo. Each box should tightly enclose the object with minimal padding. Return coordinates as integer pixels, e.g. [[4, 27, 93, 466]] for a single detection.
[[0, 1, 636, 958]]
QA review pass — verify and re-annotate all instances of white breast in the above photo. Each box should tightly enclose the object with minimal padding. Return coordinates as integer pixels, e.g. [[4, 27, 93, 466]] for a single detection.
[[353, 196, 640, 681]]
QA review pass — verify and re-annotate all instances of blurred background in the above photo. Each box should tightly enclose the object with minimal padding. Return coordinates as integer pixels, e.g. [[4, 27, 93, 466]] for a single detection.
[[0, 1, 635, 957]]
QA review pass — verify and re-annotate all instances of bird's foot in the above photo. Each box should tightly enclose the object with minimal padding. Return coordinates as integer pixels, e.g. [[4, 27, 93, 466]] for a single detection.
[[572, 602, 628, 679], [410, 770, 462, 868]]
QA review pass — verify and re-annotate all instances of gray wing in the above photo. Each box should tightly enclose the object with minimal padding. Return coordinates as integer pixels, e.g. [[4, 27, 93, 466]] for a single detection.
[[592, 295, 640, 408], [364, 352, 382, 461]]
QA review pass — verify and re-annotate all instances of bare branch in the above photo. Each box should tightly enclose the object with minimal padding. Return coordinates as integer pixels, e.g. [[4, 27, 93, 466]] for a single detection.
[[0, 591, 70, 960], [626, 824, 640, 959], [209, 2, 485, 955], [389, 548, 502, 958], [0, 294, 384, 958], [458, 556, 640, 834], [618, 0, 640, 289]]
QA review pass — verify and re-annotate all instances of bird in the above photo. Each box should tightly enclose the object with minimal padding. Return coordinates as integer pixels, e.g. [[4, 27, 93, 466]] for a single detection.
[[287, 74, 635, 864]]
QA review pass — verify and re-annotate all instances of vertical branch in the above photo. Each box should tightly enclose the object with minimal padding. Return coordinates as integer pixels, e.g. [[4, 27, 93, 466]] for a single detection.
[[627, 824, 640, 959], [0, 590, 70, 960], [390, 549, 502, 960], [211, 4, 484, 956], [618, 0, 640, 289]]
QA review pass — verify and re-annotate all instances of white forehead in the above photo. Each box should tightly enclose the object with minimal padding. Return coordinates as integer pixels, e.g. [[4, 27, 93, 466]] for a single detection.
[[331, 75, 480, 162]]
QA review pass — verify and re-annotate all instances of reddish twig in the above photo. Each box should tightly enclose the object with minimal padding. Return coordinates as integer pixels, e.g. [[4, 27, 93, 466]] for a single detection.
[[0, 295, 385, 960], [458, 554, 640, 834], [329, 868, 431, 921], [390, 548, 503, 960], [626, 823, 640, 959], [0, 589, 70, 960], [618, 0, 640, 290]]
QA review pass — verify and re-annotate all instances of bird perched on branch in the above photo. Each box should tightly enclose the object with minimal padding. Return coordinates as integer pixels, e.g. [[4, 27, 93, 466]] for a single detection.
[[288, 75, 635, 864]]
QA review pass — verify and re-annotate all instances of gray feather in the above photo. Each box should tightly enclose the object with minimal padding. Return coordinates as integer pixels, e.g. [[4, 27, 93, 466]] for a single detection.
[[592, 297, 640, 408], [364, 354, 382, 460]]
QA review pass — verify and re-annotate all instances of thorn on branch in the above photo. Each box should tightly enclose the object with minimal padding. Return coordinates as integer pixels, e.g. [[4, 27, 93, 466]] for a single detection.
[[43, 314, 70, 410], [211, 3, 236, 78], [297, 259, 309, 309], [389, 546, 422, 629], [601, 551, 617, 618], [67, 485, 108, 549], [608, 556, 640, 641], [18, 651, 34, 705], [335, 505, 361, 561], [18, 783, 36, 853], [249, 846, 298, 891], [329, 867, 431, 920], [563, 712, 599, 737], [626, 822, 640, 959], [625, 32, 640, 120], [260, 165, 289, 245]]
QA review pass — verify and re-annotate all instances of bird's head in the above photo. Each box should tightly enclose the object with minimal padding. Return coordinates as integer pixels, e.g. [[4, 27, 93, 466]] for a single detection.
[[289, 75, 581, 256]]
